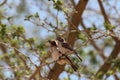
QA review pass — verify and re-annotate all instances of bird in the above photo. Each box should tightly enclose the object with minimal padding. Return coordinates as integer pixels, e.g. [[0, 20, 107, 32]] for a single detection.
[[48, 40, 78, 71], [56, 37, 82, 61]]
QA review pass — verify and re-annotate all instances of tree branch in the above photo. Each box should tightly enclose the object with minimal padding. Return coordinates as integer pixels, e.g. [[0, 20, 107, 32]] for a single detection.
[[96, 41, 120, 78], [81, 20, 106, 59], [0, 0, 7, 6], [96, 0, 120, 78], [47, 0, 88, 79], [67, 0, 88, 46], [98, 0, 110, 23]]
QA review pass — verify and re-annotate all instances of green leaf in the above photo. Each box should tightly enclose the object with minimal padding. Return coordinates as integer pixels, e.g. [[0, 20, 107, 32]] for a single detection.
[[11, 25, 17, 30], [91, 24, 97, 30], [96, 71, 103, 79], [17, 26, 25, 33], [41, 51, 47, 57], [106, 70, 114, 77], [77, 49, 84, 55], [68, 67, 74, 73], [60, 22, 63, 27], [53, 0, 63, 11], [78, 32, 87, 42], [28, 38, 35, 44], [0, 11, 5, 19], [37, 43, 46, 50], [11, 39, 19, 47], [0, 53, 9, 59], [34, 12, 39, 18], [0, 24, 7, 39], [71, 57, 79, 63], [63, 77, 69, 80], [12, 25, 25, 37], [104, 22, 115, 30], [114, 61, 120, 71], [24, 15, 33, 20], [89, 50, 97, 64]]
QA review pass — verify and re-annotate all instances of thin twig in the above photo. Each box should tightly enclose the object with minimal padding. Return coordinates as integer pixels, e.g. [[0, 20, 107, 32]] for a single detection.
[[0, 0, 7, 6]]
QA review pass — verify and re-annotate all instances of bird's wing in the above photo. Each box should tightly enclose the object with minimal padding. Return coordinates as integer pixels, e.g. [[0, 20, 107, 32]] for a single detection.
[[62, 43, 73, 51], [64, 55, 78, 71], [62, 43, 82, 61]]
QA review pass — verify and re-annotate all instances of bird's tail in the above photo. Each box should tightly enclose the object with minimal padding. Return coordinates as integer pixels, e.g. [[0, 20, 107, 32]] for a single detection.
[[75, 51, 82, 61], [65, 56, 78, 71], [71, 63, 78, 71], [75, 52, 82, 61]]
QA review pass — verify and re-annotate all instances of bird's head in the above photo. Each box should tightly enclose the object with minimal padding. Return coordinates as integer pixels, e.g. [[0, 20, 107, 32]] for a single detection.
[[48, 40, 57, 47], [56, 37, 64, 42]]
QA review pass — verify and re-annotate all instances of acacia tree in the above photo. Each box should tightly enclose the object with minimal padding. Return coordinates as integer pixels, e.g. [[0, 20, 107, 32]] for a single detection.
[[0, 0, 120, 80]]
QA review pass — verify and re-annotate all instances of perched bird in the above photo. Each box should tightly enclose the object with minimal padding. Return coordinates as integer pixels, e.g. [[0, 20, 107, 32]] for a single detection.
[[48, 40, 78, 71], [56, 37, 82, 61]]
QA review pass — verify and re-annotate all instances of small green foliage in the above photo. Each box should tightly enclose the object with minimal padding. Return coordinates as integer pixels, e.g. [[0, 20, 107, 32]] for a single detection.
[[112, 60, 120, 71], [77, 49, 84, 55], [91, 24, 97, 30], [60, 22, 67, 29], [17, 26, 25, 33], [60, 22, 63, 28], [7, 16, 13, 21], [0, 53, 9, 60], [24, 15, 33, 20], [37, 43, 46, 50], [68, 67, 74, 73], [71, 57, 79, 63], [14, 70, 21, 78], [12, 25, 25, 38], [49, 0, 63, 11], [41, 51, 47, 57], [114, 62, 120, 71], [11, 25, 17, 30], [63, 77, 69, 80], [89, 50, 97, 64], [24, 12, 40, 21], [103, 0, 105, 2], [28, 38, 35, 44], [0, 24, 7, 39], [106, 70, 114, 77], [96, 71, 103, 79], [54, 0, 63, 10], [48, 22, 55, 28], [11, 39, 19, 47], [105, 37, 114, 46], [104, 22, 115, 30], [34, 12, 39, 18], [0, 11, 5, 19], [77, 32, 87, 42], [86, 24, 97, 31]]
